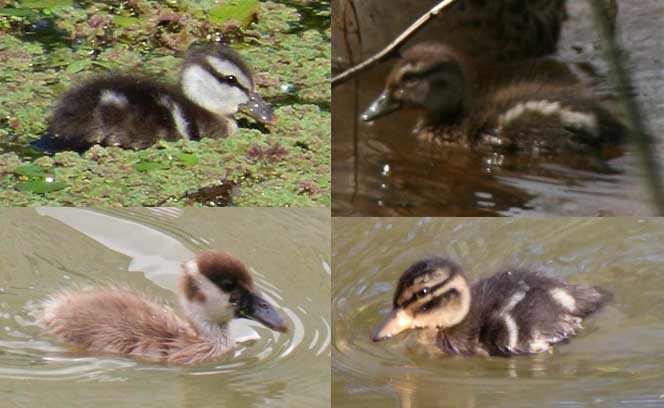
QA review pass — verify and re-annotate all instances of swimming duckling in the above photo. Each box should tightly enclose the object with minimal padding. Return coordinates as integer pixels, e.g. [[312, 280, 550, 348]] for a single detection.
[[362, 43, 627, 154], [42, 44, 272, 151], [39, 250, 288, 365], [372, 257, 608, 356]]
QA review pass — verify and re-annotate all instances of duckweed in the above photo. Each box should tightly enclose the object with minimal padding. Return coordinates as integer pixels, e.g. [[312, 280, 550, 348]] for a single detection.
[[0, 0, 330, 207]]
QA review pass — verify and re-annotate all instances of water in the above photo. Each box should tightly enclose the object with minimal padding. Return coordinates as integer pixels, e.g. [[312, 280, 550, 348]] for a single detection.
[[332, 0, 664, 216], [332, 217, 664, 407], [0, 208, 330, 408]]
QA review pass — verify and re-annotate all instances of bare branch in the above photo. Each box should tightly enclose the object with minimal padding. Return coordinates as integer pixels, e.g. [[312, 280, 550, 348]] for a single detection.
[[331, 0, 458, 87]]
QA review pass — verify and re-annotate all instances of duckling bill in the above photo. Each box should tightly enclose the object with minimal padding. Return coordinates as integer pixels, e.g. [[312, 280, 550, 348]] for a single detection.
[[40, 44, 272, 152], [372, 257, 608, 357], [363, 43, 627, 154], [39, 250, 288, 365]]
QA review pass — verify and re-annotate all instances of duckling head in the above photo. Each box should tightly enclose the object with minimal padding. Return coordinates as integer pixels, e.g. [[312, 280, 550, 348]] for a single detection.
[[179, 250, 288, 335], [362, 43, 469, 125], [180, 44, 273, 125], [372, 257, 471, 341]]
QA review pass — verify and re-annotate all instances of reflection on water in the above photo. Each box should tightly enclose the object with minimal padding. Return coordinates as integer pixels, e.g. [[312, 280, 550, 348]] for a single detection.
[[0, 208, 330, 408], [332, 1, 664, 216], [332, 218, 664, 407]]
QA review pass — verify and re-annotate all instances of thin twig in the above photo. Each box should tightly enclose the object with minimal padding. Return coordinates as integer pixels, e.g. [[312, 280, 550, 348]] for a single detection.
[[331, 0, 458, 87], [587, 0, 664, 215]]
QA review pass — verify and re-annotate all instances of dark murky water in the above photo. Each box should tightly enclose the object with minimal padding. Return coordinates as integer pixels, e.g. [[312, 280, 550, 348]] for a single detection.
[[332, 1, 664, 216]]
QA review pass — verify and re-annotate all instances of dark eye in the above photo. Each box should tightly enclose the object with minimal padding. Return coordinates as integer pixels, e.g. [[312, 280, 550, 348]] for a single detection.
[[402, 72, 418, 82], [225, 75, 238, 84], [416, 287, 429, 298], [220, 279, 236, 292]]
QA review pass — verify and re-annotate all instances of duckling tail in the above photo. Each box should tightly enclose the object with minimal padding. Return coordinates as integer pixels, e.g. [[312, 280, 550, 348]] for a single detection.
[[568, 284, 611, 316]]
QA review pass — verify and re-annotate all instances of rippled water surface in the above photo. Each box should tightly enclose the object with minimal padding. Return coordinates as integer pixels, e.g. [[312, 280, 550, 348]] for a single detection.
[[0, 208, 330, 408], [332, 0, 664, 216], [332, 218, 664, 407]]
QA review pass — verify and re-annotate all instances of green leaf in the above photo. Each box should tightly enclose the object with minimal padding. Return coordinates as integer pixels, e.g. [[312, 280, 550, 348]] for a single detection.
[[113, 16, 140, 27], [90, 61, 115, 70], [65, 59, 92, 74], [132, 161, 169, 172], [14, 164, 46, 178], [15, 180, 67, 193], [208, 0, 260, 26], [177, 153, 199, 166], [0, 8, 36, 16], [17, 0, 73, 8]]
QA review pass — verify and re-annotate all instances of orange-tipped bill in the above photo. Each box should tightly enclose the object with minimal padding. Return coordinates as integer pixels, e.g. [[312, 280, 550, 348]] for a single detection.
[[371, 308, 414, 341]]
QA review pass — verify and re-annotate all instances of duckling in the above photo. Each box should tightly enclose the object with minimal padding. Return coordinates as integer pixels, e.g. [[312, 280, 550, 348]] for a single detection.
[[40, 44, 272, 152], [372, 257, 608, 356], [38, 250, 288, 365], [362, 43, 627, 154]]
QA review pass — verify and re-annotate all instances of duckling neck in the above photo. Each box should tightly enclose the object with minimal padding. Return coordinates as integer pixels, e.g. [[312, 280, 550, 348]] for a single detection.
[[185, 311, 234, 350]]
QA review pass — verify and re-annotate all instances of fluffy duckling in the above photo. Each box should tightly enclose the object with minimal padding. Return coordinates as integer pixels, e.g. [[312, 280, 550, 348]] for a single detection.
[[41, 44, 272, 152], [372, 257, 608, 356], [39, 250, 288, 365], [362, 43, 627, 154]]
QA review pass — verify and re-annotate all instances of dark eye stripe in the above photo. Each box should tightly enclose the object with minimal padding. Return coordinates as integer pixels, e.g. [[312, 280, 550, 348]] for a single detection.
[[205, 63, 251, 92], [416, 288, 460, 314], [400, 275, 454, 309]]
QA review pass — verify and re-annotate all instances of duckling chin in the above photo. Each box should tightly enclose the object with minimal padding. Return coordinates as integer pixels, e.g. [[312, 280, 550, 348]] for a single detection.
[[362, 42, 627, 154], [372, 257, 608, 357], [41, 44, 272, 152], [39, 250, 288, 365]]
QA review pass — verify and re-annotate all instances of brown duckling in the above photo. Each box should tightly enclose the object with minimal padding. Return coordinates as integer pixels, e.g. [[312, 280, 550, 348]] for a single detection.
[[372, 257, 608, 356], [42, 44, 272, 152], [39, 250, 288, 365], [362, 43, 627, 154]]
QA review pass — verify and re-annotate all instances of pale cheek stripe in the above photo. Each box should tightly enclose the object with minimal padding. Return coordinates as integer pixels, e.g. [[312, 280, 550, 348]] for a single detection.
[[181, 65, 249, 116]]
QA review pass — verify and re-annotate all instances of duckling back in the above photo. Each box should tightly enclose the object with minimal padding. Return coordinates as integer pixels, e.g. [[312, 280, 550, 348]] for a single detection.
[[463, 270, 608, 356], [470, 83, 627, 154], [46, 76, 225, 151], [39, 287, 229, 364]]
